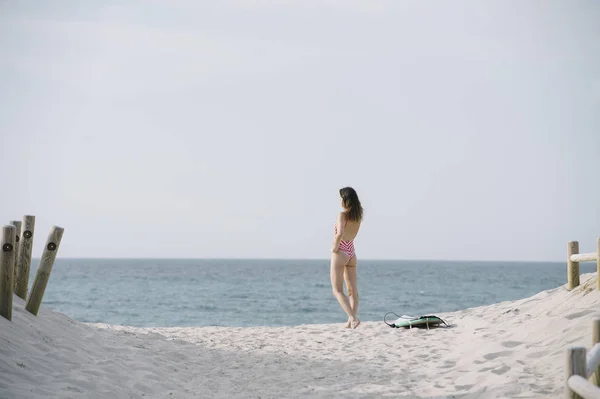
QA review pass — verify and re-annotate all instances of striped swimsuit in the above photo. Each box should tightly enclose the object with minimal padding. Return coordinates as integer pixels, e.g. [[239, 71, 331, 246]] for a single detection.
[[334, 219, 356, 260]]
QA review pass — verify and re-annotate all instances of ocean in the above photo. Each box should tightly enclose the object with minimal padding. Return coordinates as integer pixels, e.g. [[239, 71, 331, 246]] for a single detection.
[[27, 258, 595, 328]]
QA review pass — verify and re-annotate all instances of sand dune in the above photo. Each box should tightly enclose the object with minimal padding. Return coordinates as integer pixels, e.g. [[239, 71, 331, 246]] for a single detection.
[[1, 273, 599, 398]]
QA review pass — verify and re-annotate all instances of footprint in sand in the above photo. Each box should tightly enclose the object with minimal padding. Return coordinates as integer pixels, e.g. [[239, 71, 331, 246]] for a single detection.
[[501, 341, 522, 348], [455, 384, 474, 391], [438, 360, 456, 369], [491, 365, 511, 375], [526, 351, 548, 359], [565, 309, 597, 320], [483, 351, 513, 361]]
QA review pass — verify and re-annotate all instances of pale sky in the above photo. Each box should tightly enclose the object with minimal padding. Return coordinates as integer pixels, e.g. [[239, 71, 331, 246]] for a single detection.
[[1, 1, 599, 261]]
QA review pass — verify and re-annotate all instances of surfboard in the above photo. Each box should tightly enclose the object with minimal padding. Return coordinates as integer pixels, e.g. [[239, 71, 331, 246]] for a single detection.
[[384, 313, 449, 329]]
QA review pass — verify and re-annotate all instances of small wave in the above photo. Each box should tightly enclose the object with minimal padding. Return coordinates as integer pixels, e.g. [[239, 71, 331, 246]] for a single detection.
[[229, 294, 249, 299], [193, 304, 218, 311], [43, 300, 73, 306]]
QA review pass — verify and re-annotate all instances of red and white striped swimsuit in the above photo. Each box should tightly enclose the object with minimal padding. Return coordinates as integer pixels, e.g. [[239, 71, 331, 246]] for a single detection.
[[334, 219, 356, 260]]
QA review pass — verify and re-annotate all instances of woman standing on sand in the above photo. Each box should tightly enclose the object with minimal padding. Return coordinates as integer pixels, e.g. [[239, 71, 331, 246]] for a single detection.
[[330, 187, 363, 329]]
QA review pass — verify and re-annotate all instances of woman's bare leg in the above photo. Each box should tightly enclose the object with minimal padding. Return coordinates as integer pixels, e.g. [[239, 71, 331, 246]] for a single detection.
[[344, 257, 360, 328], [343, 267, 355, 328], [343, 271, 352, 329], [330, 253, 357, 324]]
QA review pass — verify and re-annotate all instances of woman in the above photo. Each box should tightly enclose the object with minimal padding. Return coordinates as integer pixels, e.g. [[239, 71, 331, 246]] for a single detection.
[[330, 186, 363, 329]]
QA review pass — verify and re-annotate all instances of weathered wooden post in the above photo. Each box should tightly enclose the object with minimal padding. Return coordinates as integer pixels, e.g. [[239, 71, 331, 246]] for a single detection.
[[15, 215, 35, 300], [567, 241, 580, 290], [592, 318, 600, 386], [596, 238, 600, 290], [0, 225, 17, 321], [26, 226, 64, 316], [9, 220, 21, 286], [566, 347, 587, 399]]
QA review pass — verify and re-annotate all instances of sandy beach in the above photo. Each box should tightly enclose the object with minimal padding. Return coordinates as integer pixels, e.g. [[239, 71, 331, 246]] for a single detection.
[[3, 0, 598, 397], [1, 273, 598, 399]]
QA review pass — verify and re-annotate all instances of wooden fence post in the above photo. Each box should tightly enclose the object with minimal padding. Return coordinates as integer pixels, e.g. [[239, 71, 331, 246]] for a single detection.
[[9, 220, 21, 286], [566, 347, 587, 399], [568, 241, 580, 290], [596, 238, 599, 290], [0, 225, 17, 321], [15, 215, 35, 300], [592, 318, 600, 387], [25, 226, 64, 316]]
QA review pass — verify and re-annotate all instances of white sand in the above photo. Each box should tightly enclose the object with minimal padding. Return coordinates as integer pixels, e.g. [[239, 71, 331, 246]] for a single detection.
[[1, 273, 599, 399]]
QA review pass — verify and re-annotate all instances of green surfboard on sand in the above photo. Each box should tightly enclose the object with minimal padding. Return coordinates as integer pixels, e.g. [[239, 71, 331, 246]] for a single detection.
[[384, 313, 449, 329]]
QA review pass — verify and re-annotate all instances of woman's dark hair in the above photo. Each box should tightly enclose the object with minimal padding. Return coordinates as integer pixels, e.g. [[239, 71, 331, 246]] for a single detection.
[[340, 187, 363, 222]]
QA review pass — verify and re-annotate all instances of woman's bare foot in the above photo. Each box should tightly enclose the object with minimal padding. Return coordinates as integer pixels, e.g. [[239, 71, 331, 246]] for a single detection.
[[351, 318, 361, 329], [344, 318, 352, 328]]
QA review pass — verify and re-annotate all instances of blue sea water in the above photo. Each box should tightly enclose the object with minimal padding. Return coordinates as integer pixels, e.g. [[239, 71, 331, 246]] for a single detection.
[[28, 258, 596, 328]]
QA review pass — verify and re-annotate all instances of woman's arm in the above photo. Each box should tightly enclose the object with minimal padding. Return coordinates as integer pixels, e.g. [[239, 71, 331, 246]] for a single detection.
[[331, 212, 345, 253]]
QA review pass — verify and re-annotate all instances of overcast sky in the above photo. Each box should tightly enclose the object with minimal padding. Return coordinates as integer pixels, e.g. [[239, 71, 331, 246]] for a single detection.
[[1, 1, 598, 261]]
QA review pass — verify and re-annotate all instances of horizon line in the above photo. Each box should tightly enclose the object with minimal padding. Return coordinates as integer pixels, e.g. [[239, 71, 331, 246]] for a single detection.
[[40, 257, 566, 264]]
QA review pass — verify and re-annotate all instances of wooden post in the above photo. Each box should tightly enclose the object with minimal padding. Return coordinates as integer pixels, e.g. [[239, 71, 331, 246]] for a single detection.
[[568, 376, 600, 398], [592, 319, 600, 387], [566, 347, 587, 399], [25, 226, 64, 316], [597, 238, 600, 291], [15, 215, 35, 300], [568, 241, 580, 290], [9, 220, 21, 286], [0, 225, 17, 321]]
